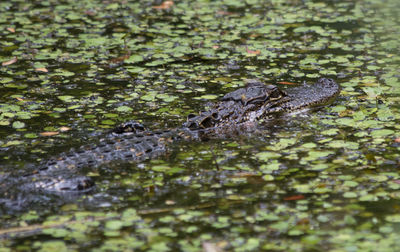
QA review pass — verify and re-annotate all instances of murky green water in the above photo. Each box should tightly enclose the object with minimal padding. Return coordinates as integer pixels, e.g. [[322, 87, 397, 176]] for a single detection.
[[1, 0, 400, 250]]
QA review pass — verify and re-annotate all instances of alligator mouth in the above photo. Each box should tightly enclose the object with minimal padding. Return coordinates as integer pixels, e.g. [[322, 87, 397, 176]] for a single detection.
[[269, 78, 340, 113]]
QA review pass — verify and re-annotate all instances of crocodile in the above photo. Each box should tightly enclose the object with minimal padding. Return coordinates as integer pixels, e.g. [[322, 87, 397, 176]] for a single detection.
[[5, 78, 340, 195]]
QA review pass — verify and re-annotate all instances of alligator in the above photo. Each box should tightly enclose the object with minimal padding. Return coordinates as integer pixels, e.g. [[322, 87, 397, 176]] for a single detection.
[[3, 78, 340, 196]]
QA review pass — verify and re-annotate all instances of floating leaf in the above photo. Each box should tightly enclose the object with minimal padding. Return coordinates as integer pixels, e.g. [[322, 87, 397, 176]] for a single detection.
[[2, 57, 17, 66], [116, 106, 133, 112], [40, 131, 59, 136], [57, 96, 75, 102], [35, 67, 48, 73], [12, 121, 25, 129]]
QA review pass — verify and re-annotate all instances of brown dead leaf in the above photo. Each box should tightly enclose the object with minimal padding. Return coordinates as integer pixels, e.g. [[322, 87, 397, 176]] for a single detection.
[[110, 53, 130, 64], [277, 81, 296, 85], [35, 67, 48, 73], [296, 218, 310, 225], [249, 33, 260, 38], [2, 57, 17, 66], [7, 27, 15, 33], [230, 172, 258, 178], [216, 11, 235, 16], [15, 97, 24, 101], [84, 10, 96, 16], [246, 47, 261, 55], [202, 242, 222, 252], [284, 195, 305, 201], [165, 200, 176, 205], [40, 131, 59, 136], [59, 127, 71, 132], [152, 1, 174, 9]]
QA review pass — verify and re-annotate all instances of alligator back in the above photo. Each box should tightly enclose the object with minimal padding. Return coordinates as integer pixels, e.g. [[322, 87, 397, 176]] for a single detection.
[[25, 129, 183, 191]]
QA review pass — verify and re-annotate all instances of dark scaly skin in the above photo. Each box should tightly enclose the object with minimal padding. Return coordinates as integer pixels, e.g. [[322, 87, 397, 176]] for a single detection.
[[182, 78, 339, 132], [18, 78, 340, 193]]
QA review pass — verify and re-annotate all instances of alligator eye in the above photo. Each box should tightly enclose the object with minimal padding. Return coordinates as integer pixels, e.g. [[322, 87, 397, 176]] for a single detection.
[[270, 89, 282, 99], [187, 122, 198, 130], [200, 117, 214, 128], [319, 78, 335, 87], [134, 124, 145, 131]]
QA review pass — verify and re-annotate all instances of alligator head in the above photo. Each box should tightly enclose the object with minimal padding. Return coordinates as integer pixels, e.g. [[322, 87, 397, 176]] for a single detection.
[[184, 80, 290, 130], [184, 78, 340, 130]]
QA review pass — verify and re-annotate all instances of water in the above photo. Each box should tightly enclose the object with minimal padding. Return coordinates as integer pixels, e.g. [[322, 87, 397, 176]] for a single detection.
[[1, 0, 400, 250]]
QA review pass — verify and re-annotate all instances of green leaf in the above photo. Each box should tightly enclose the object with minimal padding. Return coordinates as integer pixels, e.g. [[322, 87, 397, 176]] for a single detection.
[[12, 121, 25, 129]]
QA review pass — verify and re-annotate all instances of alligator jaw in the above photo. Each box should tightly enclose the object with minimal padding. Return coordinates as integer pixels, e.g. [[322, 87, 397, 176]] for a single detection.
[[254, 78, 340, 120]]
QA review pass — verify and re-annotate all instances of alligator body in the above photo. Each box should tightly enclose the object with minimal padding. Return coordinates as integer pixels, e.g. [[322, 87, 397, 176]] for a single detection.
[[9, 78, 340, 194]]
